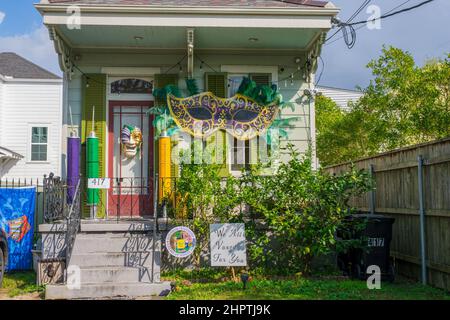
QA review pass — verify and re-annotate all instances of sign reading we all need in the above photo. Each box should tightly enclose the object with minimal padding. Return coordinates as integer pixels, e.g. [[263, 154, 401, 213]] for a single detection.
[[210, 223, 247, 267]]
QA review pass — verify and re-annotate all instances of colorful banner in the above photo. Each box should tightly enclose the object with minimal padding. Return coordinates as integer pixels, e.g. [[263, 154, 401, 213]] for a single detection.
[[0, 187, 35, 271]]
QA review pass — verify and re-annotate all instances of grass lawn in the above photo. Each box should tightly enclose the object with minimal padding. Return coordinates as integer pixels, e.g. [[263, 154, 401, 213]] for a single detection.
[[0, 272, 44, 299], [163, 270, 450, 300]]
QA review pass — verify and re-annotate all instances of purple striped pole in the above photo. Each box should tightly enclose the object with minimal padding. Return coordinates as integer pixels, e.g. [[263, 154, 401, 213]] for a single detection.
[[67, 136, 81, 203]]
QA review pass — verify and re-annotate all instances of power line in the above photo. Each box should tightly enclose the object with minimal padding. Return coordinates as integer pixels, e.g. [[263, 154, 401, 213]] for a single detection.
[[326, 0, 371, 42], [315, 56, 325, 87], [348, 0, 435, 26], [324, 0, 424, 46]]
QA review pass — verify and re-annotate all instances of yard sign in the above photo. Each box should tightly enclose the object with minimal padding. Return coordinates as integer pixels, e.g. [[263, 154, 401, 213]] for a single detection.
[[210, 223, 247, 267]]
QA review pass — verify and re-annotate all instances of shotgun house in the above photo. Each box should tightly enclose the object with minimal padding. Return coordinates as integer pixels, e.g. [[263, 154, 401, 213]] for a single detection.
[[35, 0, 339, 299]]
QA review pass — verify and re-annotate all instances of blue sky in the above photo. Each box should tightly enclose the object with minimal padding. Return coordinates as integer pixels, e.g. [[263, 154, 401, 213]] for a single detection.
[[0, 1, 449, 89]]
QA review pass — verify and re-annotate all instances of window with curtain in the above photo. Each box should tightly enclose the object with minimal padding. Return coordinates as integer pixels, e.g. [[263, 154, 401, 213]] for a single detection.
[[31, 127, 48, 161]]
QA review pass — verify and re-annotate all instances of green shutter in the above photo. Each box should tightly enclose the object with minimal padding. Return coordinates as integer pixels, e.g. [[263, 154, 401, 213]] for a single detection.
[[81, 74, 107, 218], [154, 74, 178, 106], [204, 73, 229, 175], [205, 72, 228, 98], [250, 73, 272, 86]]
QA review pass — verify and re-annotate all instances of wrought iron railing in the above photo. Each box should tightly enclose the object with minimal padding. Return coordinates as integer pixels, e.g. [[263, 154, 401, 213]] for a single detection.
[[65, 179, 81, 265], [43, 173, 67, 223]]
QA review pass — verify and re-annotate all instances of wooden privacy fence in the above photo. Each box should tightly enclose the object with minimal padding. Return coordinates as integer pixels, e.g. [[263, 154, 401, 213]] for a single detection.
[[325, 137, 450, 291]]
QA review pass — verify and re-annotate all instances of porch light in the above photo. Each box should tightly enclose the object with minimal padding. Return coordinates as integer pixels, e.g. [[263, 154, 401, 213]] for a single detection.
[[248, 37, 259, 42], [134, 36, 144, 41]]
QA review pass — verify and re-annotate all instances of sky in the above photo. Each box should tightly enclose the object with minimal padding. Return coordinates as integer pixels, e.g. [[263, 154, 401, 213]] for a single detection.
[[0, 0, 449, 89]]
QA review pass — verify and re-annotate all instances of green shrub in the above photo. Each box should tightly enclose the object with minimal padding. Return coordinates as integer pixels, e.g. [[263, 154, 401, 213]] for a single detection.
[[173, 144, 373, 273]]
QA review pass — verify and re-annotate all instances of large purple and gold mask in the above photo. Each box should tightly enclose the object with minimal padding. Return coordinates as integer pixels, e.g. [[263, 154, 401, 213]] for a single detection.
[[167, 93, 279, 140]]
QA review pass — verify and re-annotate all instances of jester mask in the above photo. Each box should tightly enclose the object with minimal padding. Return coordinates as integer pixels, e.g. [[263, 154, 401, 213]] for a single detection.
[[120, 125, 143, 158], [167, 93, 279, 140]]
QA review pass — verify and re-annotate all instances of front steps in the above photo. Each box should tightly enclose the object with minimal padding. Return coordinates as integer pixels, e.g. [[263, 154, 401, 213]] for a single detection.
[[45, 224, 171, 300], [45, 282, 171, 300]]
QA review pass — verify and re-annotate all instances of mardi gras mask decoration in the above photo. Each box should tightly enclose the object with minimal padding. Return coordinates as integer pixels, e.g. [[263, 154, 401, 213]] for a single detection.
[[120, 125, 143, 158], [167, 93, 279, 140]]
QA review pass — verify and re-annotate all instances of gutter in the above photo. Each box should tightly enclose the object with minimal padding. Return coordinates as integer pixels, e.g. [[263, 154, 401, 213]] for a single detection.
[[35, 4, 340, 17], [0, 74, 62, 84]]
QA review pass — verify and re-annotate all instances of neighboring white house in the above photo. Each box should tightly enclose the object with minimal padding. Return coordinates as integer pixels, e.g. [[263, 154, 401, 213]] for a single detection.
[[317, 85, 363, 111], [0, 52, 63, 180]]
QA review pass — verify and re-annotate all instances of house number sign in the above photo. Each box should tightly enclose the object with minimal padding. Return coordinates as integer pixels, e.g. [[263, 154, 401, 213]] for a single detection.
[[88, 178, 111, 189]]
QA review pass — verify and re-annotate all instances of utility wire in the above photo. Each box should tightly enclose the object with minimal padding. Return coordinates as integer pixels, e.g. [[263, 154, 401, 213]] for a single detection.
[[315, 56, 325, 87], [325, 0, 414, 47], [326, 0, 371, 42], [348, 0, 435, 26]]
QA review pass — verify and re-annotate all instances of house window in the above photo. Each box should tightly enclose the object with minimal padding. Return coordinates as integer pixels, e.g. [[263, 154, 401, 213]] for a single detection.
[[228, 72, 272, 172], [31, 127, 48, 161], [110, 78, 153, 94], [231, 137, 250, 172], [228, 74, 246, 97]]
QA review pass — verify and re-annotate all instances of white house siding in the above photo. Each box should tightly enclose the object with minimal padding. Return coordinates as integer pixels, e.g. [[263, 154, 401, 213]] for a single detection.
[[64, 51, 317, 174], [317, 86, 363, 111], [0, 80, 63, 180]]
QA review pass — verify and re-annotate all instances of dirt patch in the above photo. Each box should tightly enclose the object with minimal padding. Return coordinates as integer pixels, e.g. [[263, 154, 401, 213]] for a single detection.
[[0, 289, 43, 300]]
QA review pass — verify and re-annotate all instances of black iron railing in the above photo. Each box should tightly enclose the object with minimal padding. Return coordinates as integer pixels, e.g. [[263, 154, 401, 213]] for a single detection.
[[65, 179, 81, 265], [43, 173, 67, 223]]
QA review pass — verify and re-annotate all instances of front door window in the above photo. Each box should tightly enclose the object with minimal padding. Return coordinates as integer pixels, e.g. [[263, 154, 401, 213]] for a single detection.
[[108, 102, 154, 217]]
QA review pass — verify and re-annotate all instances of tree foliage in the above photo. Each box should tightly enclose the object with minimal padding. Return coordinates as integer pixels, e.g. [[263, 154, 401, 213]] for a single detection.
[[317, 46, 450, 166], [174, 146, 373, 274]]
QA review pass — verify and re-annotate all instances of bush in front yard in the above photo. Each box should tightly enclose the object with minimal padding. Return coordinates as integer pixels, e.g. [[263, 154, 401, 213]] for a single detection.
[[239, 145, 373, 274], [174, 144, 373, 274]]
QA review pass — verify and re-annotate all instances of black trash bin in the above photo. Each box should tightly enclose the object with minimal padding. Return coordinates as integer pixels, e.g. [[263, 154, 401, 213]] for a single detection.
[[337, 214, 395, 282]]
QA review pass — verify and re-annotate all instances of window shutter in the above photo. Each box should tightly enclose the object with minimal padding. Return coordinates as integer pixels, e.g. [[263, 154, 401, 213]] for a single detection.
[[250, 73, 272, 86], [81, 74, 107, 218], [205, 72, 229, 175], [205, 72, 228, 98]]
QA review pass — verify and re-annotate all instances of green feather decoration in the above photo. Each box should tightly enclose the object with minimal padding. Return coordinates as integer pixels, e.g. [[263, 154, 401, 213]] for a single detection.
[[186, 79, 200, 96]]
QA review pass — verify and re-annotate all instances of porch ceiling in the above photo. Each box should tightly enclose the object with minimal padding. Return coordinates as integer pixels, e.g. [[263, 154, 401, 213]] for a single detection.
[[57, 25, 321, 50]]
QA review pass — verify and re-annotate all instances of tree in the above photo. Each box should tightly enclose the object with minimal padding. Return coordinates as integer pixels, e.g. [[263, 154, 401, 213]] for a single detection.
[[316, 46, 450, 166]]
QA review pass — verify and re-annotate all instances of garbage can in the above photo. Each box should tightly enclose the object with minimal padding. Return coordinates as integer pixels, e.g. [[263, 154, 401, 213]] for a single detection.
[[337, 214, 395, 282]]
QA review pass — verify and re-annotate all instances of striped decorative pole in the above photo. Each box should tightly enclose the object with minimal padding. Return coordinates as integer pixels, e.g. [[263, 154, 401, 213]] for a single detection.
[[87, 106, 99, 219], [67, 136, 80, 204], [67, 105, 80, 204], [158, 131, 172, 204]]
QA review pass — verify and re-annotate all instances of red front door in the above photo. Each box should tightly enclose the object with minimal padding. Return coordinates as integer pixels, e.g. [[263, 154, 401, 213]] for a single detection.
[[108, 101, 154, 218]]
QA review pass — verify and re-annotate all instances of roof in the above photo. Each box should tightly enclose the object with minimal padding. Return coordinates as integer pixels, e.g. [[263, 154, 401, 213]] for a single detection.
[[317, 85, 363, 110], [45, 0, 329, 8], [0, 146, 24, 160], [0, 52, 60, 80]]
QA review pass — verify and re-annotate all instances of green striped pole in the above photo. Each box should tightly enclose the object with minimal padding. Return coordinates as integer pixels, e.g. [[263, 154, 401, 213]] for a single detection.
[[87, 131, 99, 218]]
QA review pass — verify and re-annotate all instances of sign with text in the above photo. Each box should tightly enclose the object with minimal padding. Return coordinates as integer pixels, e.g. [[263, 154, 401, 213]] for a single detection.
[[210, 223, 247, 267], [88, 178, 110, 189]]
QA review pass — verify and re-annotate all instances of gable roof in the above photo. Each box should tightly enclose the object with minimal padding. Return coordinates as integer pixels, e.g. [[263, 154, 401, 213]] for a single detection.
[[45, 0, 329, 8], [0, 52, 60, 80]]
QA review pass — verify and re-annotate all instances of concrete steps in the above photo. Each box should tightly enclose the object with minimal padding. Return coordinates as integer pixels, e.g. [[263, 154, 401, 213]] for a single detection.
[[69, 252, 154, 268], [45, 282, 171, 300], [72, 234, 154, 254], [44, 228, 170, 300], [78, 266, 153, 284]]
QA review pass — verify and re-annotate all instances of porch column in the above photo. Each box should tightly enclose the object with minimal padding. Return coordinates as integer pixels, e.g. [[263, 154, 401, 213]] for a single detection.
[[187, 28, 194, 79]]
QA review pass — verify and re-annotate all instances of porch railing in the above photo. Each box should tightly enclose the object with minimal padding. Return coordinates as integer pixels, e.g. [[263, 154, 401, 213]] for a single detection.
[[65, 179, 81, 265]]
